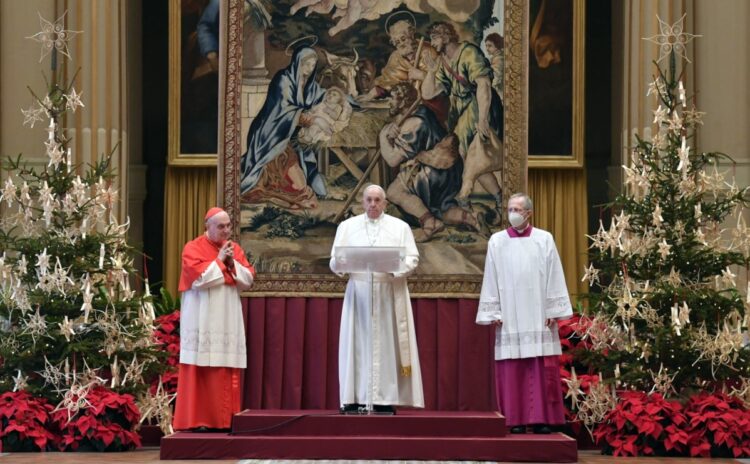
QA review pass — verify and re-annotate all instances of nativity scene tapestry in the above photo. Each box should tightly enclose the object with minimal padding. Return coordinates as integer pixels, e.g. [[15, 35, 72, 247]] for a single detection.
[[220, 0, 531, 296]]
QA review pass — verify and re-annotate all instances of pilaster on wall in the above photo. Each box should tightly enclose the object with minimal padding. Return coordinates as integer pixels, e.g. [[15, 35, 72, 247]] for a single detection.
[[61, 0, 134, 224], [610, 0, 694, 195]]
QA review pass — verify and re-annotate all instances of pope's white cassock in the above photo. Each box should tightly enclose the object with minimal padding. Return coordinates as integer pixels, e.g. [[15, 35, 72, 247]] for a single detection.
[[330, 213, 424, 408]]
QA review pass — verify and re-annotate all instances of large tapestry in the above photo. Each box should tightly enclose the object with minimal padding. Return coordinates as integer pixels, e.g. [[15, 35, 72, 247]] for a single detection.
[[220, 0, 530, 296]]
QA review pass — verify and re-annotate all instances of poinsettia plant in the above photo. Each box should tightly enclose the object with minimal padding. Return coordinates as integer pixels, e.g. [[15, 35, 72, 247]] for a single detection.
[[0, 391, 57, 451], [593, 391, 688, 457], [153, 311, 180, 368], [51, 386, 141, 451], [151, 288, 180, 395], [683, 392, 750, 458]]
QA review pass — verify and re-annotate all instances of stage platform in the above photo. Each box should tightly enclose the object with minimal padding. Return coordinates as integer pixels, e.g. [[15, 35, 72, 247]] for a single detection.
[[160, 409, 577, 462]]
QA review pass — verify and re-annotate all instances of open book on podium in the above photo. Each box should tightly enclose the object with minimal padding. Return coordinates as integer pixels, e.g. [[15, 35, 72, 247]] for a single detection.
[[333, 246, 406, 274]]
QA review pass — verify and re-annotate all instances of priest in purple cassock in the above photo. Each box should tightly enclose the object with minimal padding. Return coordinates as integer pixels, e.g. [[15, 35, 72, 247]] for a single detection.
[[476, 192, 572, 434]]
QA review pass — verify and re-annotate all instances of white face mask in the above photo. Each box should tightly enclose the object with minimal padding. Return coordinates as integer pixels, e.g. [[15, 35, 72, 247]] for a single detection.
[[508, 211, 526, 228]]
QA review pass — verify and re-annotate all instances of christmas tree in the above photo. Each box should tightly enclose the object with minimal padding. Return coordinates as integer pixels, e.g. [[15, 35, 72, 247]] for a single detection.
[[573, 16, 750, 408], [0, 13, 172, 448]]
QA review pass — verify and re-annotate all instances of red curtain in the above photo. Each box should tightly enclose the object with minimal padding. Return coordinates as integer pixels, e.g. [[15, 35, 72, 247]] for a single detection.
[[242, 297, 497, 411]]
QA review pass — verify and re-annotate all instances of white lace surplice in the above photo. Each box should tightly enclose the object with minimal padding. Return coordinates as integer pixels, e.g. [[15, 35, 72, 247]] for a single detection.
[[477, 228, 573, 360], [180, 260, 254, 368]]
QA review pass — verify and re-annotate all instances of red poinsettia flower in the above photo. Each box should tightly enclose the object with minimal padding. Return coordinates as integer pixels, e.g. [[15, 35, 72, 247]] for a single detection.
[[154, 310, 181, 369], [0, 391, 57, 451], [593, 391, 687, 457], [683, 392, 750, 458], [50, 386, 141, 451]]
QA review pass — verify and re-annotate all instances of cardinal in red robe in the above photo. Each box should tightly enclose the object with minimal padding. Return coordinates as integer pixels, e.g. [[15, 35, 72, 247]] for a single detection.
[[172, 207, 255, 431]]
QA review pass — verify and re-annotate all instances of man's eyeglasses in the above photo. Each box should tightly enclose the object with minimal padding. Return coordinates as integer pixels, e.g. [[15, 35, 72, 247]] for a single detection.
[[507, 207, 526, 213]]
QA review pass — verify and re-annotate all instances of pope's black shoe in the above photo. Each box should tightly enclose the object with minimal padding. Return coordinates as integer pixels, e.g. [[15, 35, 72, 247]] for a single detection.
[[340, 403, 364, 414], [373, 404, 396, 415], [509, 425, 526, 434]]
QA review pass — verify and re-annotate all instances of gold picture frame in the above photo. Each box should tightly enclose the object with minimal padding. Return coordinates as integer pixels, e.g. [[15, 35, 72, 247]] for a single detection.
[[167, 0, 219, 167], [526, 0, 585, 168], [218, 0, 534, 297]]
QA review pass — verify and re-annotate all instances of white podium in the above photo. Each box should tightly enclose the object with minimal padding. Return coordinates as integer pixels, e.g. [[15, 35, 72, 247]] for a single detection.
[[333, 246, 406, 274], [333, 246, 406, 414]]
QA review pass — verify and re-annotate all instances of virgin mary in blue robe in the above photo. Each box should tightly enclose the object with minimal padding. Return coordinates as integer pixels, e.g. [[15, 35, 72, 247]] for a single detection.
[[240, 46, 327, 205]]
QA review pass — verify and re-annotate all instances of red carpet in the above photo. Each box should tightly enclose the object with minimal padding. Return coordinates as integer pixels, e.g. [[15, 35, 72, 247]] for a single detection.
[[160, 409, 577, 461]]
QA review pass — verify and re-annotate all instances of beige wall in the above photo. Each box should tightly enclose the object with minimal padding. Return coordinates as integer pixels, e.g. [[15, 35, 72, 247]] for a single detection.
[[0, 0, 57, 161], [694, 0, 750, 185], [693, 0, 750, 290]]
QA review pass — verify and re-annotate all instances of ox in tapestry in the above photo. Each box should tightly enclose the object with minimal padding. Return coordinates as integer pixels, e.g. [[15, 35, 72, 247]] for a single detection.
[[239, 0, 507, 280]]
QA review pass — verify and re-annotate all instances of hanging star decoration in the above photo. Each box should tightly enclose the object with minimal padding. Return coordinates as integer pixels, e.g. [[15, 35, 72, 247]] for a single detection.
[[0, 334, 20, 356], [652, 104, 668, 125], [21, 307, 48, 345], [652, 204, 664, 228], [649, 364, 678, 397], [138, 378, 177, 435], [638, 303, 662, 330], [65, 87, 85, 112], [682, 107, 706, 126], [731, 212, 750, 256], [615, 211, 631, 232], [0, 178, 16, 208], [646, 77, 666, 98], [582, 315, 625, 351], [54, 382, 94, 423], [615, 286, 640, 327], [13, 369, 29, 392], [581, 263, 600, 287], [37, 356, 70, 394], [720, 267, 737, 289], [670, 302, 690, 336], [26, 11, 82, 62], [17, 254, 29, 276], [110, 355, 120, 388], [21, 104, 46, 128], [121, 355, 147, 387], [564, 367, 584, 409], [643, 14, 701, 63], [76, 357, 107, 386], [576, 376, 618, 438], [729, 377, 750, 409], [677, 137, 690, 173], [58, 315, 76, 342], [668, 110, 683, 134], [657, 239, 671, 260], [47, 143, 65, 169]]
